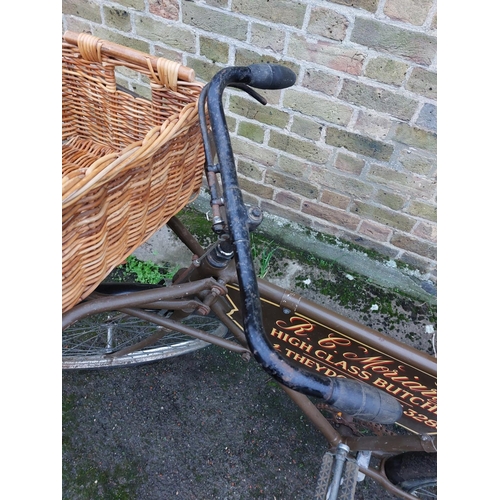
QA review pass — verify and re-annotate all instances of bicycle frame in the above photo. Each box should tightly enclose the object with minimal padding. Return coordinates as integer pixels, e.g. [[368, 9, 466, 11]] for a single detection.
[[62, 216, 436, 500], [164, 216, 437, 441], [168, 221, 437, 500]]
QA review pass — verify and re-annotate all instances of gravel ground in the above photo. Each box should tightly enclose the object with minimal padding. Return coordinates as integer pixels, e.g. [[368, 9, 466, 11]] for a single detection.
[[63, 347, 406, 500], [62, 219, 437, 500]]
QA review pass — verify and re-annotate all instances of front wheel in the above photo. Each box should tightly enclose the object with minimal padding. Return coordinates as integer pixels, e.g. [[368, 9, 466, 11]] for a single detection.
[[384, 451, 437, 499], [62, 310, 228, 369]]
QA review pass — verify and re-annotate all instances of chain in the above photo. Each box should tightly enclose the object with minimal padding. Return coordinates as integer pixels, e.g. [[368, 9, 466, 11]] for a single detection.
[[316, 404, 399, 437]]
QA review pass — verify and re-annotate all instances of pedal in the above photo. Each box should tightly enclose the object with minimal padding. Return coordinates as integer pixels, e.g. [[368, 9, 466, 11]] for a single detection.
[[315, 444, 359, 500], [337, 458, 359, 500]]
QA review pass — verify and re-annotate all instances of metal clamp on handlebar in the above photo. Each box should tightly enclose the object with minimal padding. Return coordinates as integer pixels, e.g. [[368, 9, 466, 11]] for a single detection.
[[199, 65, 403, 425]]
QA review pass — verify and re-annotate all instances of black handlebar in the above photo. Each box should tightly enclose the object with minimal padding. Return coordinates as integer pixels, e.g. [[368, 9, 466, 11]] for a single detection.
[[200, 65, 402, 425], [246, 63, 296, 89]]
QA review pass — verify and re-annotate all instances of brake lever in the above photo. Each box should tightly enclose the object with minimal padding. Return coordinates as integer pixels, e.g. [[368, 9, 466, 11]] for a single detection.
[[228, 83, 267, 105]]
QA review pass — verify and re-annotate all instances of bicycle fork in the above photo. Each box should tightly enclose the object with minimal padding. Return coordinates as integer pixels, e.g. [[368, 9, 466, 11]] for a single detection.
[[327, 444, 350, 500]]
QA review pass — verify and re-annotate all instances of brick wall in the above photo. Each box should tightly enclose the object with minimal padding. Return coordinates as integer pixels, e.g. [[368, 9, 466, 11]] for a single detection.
[[62, 0, 437, 282]]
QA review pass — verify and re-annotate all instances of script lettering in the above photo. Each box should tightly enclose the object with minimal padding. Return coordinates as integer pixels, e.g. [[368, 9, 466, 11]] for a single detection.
[[275, 317, 314, 335], [317, 334, 352, 349]]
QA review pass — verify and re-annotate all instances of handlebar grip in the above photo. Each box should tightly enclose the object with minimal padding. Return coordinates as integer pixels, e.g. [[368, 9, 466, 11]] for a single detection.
[[246, 63, 296, 90], [326, 378, 403, 424]]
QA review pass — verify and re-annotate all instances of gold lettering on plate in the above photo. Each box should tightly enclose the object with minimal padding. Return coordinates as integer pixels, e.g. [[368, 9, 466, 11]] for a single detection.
[[271, 316, 437, 430], [224, 289, 437, 433]]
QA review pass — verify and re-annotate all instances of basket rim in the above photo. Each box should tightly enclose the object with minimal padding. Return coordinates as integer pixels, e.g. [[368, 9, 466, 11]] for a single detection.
[[63, 31, 198, 86]]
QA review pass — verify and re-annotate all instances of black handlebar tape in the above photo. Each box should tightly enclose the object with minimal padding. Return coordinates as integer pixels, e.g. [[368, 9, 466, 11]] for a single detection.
[[246, 63, 296, 90], [326, 377, 403, 424], [204, 65, 402, 426]]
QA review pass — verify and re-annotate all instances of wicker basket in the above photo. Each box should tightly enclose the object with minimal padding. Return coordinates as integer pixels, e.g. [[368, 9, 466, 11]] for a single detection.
[[62, 32, 205, 312]]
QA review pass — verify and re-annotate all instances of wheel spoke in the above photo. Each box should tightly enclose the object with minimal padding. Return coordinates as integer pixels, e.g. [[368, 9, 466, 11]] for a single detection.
[[62, 311, 228, 369], [410, 482, 437, 499]]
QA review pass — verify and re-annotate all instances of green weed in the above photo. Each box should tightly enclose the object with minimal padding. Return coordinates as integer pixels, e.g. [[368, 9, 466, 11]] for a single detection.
[[251, 236, 279, 278], [120, 255, 177, 284]]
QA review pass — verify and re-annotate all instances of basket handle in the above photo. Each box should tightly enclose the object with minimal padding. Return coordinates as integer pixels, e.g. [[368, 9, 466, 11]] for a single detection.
[[63, 31, 196, 83]]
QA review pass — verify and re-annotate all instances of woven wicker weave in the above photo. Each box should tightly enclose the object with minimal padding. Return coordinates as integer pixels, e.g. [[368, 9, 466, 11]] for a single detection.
[[62, 32, 205, 312]]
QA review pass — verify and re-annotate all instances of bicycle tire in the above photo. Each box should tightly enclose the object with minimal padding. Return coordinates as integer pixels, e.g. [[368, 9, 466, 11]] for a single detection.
[[62, 310, 228, 370], [384, 451, 437, 499]]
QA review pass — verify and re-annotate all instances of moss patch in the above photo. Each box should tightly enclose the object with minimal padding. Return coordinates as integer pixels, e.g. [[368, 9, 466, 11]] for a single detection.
[[176, 205, 219, 247], [62, 458, 142, 500], [171, 205, 437, 330]]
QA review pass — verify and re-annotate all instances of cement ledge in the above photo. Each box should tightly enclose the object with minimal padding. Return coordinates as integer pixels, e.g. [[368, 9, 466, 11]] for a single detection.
[[189, 193, 437, 305]]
